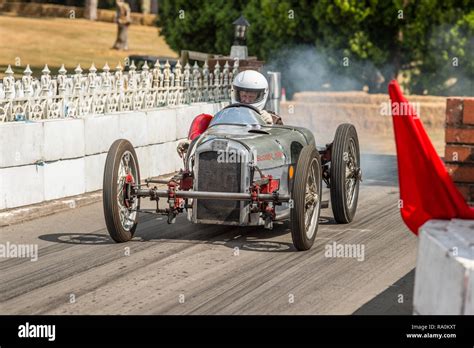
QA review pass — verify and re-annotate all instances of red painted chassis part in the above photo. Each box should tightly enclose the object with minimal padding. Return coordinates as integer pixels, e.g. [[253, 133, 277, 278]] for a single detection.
[[134, 170, 282, 223]]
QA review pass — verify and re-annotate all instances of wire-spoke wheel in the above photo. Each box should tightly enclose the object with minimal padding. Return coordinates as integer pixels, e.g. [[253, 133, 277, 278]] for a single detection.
[[290, 144, 322, 251], [103, 139, 141, 242], [330, 124, 361, 223]]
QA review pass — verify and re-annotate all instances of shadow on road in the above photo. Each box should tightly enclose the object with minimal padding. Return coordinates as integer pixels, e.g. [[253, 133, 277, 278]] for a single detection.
[[38, 232, 116, 245], [352, 268, 415, 315], [147, 221, 298, 253], [37, 218, 300, 253], [37, 214, 341, 253], [319, 215, 337, 225]]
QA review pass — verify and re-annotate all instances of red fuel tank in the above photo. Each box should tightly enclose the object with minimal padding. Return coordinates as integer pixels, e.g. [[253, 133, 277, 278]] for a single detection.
[[188, 113, 213, 141]]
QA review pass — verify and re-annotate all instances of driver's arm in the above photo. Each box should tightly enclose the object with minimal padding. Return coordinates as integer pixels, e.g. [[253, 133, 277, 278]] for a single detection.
[[260, 110, 274, 124], [261, 110, 283, 125]]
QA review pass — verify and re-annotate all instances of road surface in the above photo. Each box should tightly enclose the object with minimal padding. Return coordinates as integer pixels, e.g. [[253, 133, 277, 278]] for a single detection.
[[0, 153, 417, 314]]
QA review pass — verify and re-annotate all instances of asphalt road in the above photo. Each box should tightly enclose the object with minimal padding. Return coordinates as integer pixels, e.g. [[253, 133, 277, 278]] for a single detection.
[[0, 153, 418, 314]]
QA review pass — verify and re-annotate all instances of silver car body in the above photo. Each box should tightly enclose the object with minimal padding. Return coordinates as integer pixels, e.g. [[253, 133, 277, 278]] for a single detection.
[[185, 105, 316, 226]]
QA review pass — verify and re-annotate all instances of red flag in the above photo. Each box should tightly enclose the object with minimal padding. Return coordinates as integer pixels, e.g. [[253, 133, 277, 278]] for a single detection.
[[388, 80, 474, 234]]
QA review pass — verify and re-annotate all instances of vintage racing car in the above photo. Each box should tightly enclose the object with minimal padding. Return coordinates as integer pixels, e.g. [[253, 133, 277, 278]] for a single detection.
[[102, 103, 361, 251]]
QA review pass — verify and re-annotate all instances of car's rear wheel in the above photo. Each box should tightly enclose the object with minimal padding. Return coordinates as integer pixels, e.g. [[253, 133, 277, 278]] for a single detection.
[[330, 123, 361, 223], [290, 144, 322, 251], [103, 139, 141, 242]]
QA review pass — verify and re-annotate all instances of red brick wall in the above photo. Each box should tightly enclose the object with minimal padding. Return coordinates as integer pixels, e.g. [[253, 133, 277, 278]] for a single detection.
[[445, 98, 474, 205]]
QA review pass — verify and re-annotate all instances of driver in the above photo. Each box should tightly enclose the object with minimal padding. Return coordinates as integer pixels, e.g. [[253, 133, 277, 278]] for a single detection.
[[177, 70, 282, 158], [231, 70, 283, 125]]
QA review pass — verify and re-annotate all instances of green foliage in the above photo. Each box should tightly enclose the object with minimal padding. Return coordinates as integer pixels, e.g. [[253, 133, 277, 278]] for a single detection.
[[158, 0, 474, 95], [157, 1, 245, 55], [410, 7, 474, 95]]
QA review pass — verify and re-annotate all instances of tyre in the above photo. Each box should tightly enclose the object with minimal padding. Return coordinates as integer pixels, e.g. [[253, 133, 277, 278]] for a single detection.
[[290, 144, 322, 251], [103, 139, 141, 242], [330, 124, 361, 223]]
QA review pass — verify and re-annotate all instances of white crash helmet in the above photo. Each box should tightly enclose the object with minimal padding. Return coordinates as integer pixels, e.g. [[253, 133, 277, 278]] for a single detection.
[[231, 70, 269, 111]]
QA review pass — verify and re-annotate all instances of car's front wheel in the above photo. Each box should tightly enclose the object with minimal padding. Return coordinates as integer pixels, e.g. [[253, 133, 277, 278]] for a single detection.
[[330, 123, 361, 223], [290, 144, 322, 251], [103, 139, 141, 243]]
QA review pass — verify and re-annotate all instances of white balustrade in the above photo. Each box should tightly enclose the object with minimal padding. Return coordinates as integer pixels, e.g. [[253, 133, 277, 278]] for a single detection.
[[0, 59, 238, 122]]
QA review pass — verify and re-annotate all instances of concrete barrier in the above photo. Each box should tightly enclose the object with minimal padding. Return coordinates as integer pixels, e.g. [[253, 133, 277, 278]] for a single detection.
[[134, 146, 151, 181], [413, 219, 474, 314], [118, 112, 149, 147], [0, 164, 44, 210], [84, 115, 120, 156], [0, 121, 44, 167], [84, 153, 107, 192], [147, 109, 177, 144], [44, 158, 85, 201], [44, 119, 85, 161], [0, 102, 226, 210]]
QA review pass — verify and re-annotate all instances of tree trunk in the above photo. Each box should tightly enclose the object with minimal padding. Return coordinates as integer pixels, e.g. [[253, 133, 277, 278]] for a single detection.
[[84, 0, 98, 20], [393, 29, 403, 80]]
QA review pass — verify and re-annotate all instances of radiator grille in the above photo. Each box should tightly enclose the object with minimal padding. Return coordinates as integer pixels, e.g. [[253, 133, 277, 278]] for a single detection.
[[197, 151, 241, 222]]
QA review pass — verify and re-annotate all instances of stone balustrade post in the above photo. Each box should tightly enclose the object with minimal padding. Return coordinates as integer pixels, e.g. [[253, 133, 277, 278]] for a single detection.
[[0, 59, 232, 122]]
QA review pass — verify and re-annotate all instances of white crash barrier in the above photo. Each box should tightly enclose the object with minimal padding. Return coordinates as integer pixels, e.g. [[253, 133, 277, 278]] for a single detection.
[[0, 102, 227, 210], [148, 141, 183, 176], [134, 146, 151, 181], [118, 111, 148, 147], [44, 118, 85, 161], [0, 164, 44, 209], [147, 109, 177, 144], [135, 141, 185, 182], [0, 122, 44, 167], [44, 158, 85, 201], [84, 153, 107, 192], [413, 219, 474, 314], [84, 115, 120, 156]]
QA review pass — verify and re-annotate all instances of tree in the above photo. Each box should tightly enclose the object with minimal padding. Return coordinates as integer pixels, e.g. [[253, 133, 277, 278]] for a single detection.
[[407, 6, 474, 95], [158, 0, 248, 55], [157, 0, 474, 95]]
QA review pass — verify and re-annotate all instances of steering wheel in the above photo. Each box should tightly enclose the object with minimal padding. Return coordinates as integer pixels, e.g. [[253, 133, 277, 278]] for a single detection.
[[223, 103, 262, 115]]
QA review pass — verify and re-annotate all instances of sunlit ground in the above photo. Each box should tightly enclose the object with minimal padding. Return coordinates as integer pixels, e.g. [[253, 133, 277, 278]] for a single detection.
[[0, 14, 177, 78]]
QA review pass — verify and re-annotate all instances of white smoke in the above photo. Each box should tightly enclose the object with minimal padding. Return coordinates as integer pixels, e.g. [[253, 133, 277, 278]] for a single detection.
[[262, 45, 389, 98]]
